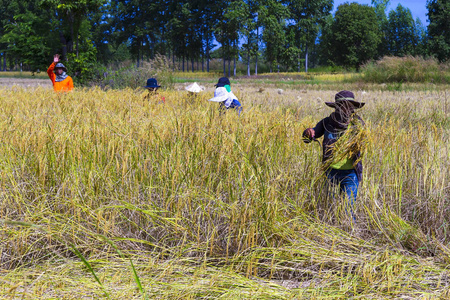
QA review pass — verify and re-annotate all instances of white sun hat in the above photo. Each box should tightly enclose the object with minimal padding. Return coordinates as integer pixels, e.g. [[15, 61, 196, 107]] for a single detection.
[[208, 87, 230, 102], [209, 87, 239, 108], [185, 82, 205, 93]]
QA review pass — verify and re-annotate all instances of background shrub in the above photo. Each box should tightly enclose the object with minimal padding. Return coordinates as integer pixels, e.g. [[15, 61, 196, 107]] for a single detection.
[[89, 54, 175, 90], [362, 56, 450, 83]]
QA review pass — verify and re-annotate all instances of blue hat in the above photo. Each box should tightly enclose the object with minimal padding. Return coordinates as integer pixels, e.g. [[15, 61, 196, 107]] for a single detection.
[[215, 77, 230, 87], [145, 78, 161, 88]]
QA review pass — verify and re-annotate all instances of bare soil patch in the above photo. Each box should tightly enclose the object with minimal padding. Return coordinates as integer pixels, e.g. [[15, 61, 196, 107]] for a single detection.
[[0, 77, 52, 88]]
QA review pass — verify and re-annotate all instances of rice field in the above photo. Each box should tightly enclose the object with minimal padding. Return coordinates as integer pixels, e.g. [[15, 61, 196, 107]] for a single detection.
[[0, 84, 449, 299]]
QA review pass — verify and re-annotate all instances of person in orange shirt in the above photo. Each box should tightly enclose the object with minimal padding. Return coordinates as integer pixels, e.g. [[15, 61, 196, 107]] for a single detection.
[[47, 54, 74, 92]]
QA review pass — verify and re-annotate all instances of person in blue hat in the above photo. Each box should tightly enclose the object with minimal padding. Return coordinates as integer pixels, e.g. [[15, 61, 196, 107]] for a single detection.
[[209, 77, 242, 114], [144, 78, 165, 103]]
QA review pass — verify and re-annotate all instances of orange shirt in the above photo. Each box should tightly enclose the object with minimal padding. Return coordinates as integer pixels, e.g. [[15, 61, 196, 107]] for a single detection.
[[47, 62, 74, 92]]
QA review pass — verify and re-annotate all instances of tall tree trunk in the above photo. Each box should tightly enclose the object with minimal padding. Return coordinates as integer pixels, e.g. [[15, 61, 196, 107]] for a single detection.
[[305, 44, 308, 73], [247, 35, 251, 76], [162, 27, 166, 57], [73, 14, 80, 58], [137, 43, 140, 68], [2, 52, 6, 71], [173, 53, 176, 71], [232, 40, 236, 77], [222, 44, 226, 76], [69, 13, 74, 53], [191, 57, 194, 72], [59, 32, 67, 60], [247, 48, 250, 76], [228, 59, 231, 77], [206, 37, 210, 72], [76, 35, 79, 58], [255, 27, 259, 76], [182, 55, 185, 72]]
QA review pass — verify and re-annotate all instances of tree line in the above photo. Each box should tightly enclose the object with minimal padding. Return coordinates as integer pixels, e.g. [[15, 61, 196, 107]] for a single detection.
[[0, 0, 448, 77]]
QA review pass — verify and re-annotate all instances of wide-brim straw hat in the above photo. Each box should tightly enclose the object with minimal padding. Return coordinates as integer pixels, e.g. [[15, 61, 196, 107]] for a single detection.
[[325, 90, 365, 109], [209, 87, 230, 102], [185, 82, 205, 93]]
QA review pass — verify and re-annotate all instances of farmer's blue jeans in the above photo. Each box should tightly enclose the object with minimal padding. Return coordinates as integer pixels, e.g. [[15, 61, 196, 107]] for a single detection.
[[326, 168, 359, 211]]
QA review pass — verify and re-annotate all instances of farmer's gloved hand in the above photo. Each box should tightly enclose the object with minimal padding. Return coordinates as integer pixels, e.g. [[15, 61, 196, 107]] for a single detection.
[[302, 128, 315, 143]]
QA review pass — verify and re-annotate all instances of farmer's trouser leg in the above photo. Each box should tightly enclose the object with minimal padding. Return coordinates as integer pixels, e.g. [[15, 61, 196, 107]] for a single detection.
[[327, 169, 359, 219]]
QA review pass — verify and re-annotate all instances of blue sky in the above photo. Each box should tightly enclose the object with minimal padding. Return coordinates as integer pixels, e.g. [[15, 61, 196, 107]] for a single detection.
[[333, 0, 429, 25]]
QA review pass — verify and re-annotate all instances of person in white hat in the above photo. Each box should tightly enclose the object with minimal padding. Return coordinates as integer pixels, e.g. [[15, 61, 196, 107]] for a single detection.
[[185, 82, 205, 94], [208, 77, 242, 114]]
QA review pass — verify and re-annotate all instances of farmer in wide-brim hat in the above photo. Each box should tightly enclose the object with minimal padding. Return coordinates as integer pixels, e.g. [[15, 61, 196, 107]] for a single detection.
[[209, 77, 242, 114], [47, 54, 73, 92], [303, 90, 365, 218], [144, 78, 165, 103], [185, 82, 205, 94]]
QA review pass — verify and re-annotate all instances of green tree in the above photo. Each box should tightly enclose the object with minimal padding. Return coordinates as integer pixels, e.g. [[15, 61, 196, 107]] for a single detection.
[[41, 0, 106, 58], [372, 0, 390, 57], [198, 0, 221, 72], [286, 0, 333, 72], [0, 12, 57, 71], [414, 18, 428, 57], [259, 0, 289, 72], [386, 4, 417, 56], [279, 24, 303, 71], [427, 0, 450, 61], [0, 0, 60, 71], [317, 13, 335, 67], [214, 0, 242, 76], [167, 1, 191, 71], [109, 0, 164, 67], [330, 3, 381, 69], [240, 0, 259, 76], [89, 0, 128, 64]]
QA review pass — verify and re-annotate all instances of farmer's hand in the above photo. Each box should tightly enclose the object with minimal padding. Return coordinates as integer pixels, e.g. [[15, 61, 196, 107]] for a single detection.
[[53, 54, 60, 63], [302, 128, 315, 143]]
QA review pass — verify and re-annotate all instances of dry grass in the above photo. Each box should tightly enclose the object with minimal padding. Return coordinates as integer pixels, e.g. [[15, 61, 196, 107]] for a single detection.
[[362, 56, 450, 84], [0, 85, 449, 298]]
